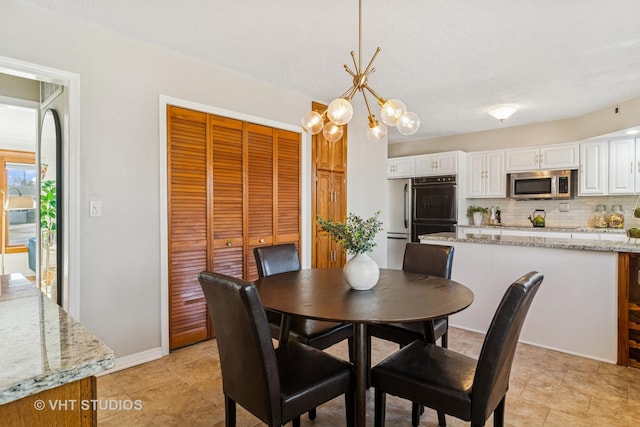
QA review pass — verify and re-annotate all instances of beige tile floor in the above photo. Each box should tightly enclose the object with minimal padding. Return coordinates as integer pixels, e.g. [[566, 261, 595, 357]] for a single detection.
[[97, 328, 640, 426]]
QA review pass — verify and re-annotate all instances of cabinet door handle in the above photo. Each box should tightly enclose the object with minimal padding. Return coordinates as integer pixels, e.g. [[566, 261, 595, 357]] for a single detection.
[[226, 240, 232, 246], [631, 161, 634, 174], [259, 238, 265, 244]]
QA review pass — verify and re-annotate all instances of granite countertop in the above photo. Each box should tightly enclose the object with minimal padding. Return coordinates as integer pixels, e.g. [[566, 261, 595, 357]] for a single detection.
[[0, 279, 115, 405], [458, 224, 627, 234], [419, 231, 640, 253]]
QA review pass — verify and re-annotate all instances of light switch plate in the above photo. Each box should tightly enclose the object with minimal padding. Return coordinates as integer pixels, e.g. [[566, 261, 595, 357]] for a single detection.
[[90, 201, 102, 217]]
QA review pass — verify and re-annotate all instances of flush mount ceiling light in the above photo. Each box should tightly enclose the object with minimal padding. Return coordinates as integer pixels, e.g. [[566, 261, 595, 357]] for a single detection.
[[301, 0, 420, 143], [488, 104, 518, 122]]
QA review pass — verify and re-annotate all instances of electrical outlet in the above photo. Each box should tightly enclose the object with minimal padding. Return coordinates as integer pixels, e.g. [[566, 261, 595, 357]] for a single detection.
[[559, 203, 570, 212], [90, 201, 102, 217]]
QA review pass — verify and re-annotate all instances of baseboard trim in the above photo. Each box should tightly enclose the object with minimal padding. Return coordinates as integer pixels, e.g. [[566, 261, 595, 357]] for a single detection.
[[97, 347, 163, 376]]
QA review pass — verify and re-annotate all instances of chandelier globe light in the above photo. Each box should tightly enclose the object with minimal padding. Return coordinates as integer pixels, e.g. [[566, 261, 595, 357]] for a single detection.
[[488, 104, 518, 122], [301, 110, 324, 134], [323, 122, 344, 143], [301, 0, 420, 142], [366, 115, 387, 143]]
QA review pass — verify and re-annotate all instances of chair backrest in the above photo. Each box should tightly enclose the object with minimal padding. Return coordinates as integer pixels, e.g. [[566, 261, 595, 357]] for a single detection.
[[472, 271, 544, 422], [198, 271, 281, 426], [402, 243, 454, 279], [254, 243, 301, 278]]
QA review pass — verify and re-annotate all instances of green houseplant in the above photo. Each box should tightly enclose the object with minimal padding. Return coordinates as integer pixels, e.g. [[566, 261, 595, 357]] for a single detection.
[[317, 210, 383, 255], [466, 205, 488, 226], [41, 180, 56, 241], [317, 210, 383, 290]]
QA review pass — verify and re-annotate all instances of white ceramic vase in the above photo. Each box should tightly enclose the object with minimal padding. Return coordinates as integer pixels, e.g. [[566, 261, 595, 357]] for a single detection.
[[472, 211, 484, 225], [343, 253, 380, 291]]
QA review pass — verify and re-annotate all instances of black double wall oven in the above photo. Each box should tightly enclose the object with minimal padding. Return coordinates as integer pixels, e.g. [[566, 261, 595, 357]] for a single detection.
[[411, 175, 457, 241]]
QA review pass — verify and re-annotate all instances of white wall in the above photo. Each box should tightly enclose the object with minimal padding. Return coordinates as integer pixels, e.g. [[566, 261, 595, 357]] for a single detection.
[[389, 96, 640, 157], [0, 0, 387, 358], [346, 112, 389, 267]]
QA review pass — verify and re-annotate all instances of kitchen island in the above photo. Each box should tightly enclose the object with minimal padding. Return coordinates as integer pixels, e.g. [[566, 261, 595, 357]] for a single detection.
[[419, 228, 636, 364], [0, 276, 115, 425]]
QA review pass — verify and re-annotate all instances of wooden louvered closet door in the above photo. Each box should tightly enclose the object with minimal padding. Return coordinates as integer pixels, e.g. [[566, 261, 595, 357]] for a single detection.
[[167, 106, 210, 350], [245, 124, 274, 281], [210, 115, 244, 279], [167, 106, 301, 350], [276, 129, 301, 245]]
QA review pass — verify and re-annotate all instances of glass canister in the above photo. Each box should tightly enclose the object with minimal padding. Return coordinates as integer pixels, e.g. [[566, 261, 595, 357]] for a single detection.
[[609, 204, 625, 228], [594, 205, 609, 228]]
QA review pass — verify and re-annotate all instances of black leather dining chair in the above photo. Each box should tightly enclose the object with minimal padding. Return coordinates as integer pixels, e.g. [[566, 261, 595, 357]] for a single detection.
[[368, 243, 454, 348], [198, 271, 355, 427], [367, 243, 454, 424], [254, 243, 355, 423], [254, 244, 354, 355], [371, 271, 544, 427]]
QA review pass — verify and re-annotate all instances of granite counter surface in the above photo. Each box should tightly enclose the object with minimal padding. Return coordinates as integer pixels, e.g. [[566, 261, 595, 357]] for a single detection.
[[0, 280, 115, 405], [420, 231, 640, 253]]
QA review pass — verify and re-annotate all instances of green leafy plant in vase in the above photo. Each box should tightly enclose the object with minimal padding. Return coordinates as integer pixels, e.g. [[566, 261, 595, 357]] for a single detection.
[[466, 205, 488, 226], [317, 210, 383, 290], [40, 179, 57, 286]]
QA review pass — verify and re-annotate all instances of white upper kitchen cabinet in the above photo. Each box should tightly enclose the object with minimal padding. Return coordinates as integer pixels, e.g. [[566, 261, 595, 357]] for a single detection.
[[387, 156, 415, 178], [505, 143, 579, 172], [466, 151, 506, 198], [415, 151, 462, 176], [608, 138, 640, 194], [579, 140, 608, 195]]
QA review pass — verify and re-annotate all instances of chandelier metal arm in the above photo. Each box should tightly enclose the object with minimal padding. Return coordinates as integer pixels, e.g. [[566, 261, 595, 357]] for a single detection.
[[361, 89, 375, 117], [350, 51, 360, 75], [362, 83, 387, 106], [361, 47, 381, 77]]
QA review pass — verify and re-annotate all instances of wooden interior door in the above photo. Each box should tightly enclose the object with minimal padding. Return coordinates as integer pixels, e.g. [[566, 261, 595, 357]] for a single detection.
[[245, 123, 275, 281], [168, 107, 302, 349], [167, 106, 210, 350], [311, 101, 347, 268], [275, 128, 301, 245], [210, 115, 244, 280]]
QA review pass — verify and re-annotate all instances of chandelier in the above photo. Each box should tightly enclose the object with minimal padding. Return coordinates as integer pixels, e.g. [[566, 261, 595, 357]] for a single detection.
[[301, 0, 420, 143]]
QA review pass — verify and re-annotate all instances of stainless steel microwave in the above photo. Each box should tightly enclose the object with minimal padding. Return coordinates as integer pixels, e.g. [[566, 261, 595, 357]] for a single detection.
[[508, 170, 576, 200]]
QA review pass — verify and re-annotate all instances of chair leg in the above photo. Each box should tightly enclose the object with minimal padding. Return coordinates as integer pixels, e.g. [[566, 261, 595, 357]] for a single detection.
[[224, 395, 236, 427], [374, 388, 386, 427], [348, 335, 355, 363], [366, 334, 372, 388], [292, 416, 301, 427], [345, 390, 355, 427], [308, 408, 316, 420], [437, 411, 446, 426], [411, 402, 421, 426], [441, 331, 448, 348], [493, 396, 505, 427]]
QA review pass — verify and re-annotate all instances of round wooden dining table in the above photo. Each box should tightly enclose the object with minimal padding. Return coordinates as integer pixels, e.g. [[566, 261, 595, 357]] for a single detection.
[[254, 268, 474, 427]]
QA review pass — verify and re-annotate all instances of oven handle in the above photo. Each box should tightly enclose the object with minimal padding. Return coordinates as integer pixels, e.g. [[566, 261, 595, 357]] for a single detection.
[[403, 183, 408, 229]]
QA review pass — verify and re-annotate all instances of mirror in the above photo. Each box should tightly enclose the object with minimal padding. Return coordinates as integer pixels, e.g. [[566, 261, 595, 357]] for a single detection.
[[40, 109, 61, 304]]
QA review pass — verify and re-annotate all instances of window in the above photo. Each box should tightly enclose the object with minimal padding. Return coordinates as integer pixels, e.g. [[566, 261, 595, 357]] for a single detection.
[[6, 162, 36, 246], [1, 151, 36, 250]]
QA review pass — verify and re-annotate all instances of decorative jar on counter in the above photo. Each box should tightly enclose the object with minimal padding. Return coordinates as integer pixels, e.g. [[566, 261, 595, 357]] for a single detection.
[[594, 205, 609, 228], [609, 205, 625, 228]]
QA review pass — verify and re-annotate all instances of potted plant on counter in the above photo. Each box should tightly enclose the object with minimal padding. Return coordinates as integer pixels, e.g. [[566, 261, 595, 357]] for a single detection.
[[467, 205, 489, 226], [317, 210, 383, 290]]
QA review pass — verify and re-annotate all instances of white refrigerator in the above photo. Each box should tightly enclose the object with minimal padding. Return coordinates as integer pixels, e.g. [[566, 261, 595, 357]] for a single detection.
[[386, 178, 412, 269]]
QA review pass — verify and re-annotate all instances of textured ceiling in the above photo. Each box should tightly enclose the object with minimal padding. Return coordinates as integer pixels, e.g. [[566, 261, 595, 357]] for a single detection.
[[15, 0, 640, 143]]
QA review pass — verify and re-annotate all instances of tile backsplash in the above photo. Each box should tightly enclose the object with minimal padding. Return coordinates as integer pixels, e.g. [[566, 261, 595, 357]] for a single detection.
[[466, 195, 640, 228]]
